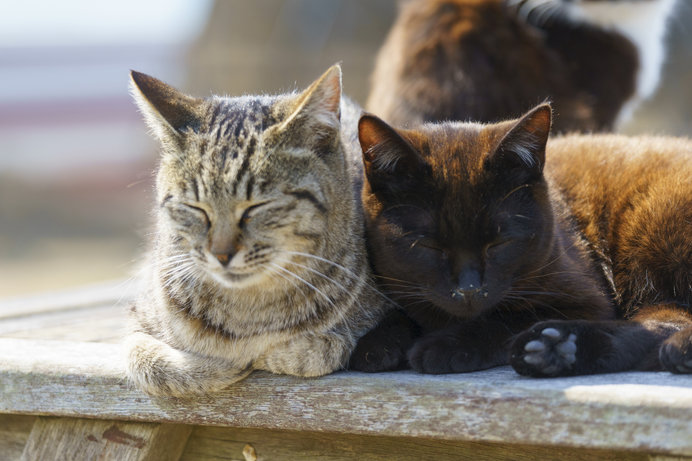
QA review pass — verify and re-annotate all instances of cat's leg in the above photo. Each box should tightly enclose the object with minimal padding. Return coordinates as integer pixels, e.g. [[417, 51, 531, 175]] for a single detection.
[[124, 331, 252, 396], [348, 309, 420, 372], [660, 325, 692, 373], [510, 305, 692, 377], [407, 318, 517, 373], [254, 331, 353, 377]]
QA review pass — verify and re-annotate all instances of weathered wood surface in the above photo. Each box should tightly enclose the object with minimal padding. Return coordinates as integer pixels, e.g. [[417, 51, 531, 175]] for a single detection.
[[0, 280, 133, 343], [1, 337, 691, 457]]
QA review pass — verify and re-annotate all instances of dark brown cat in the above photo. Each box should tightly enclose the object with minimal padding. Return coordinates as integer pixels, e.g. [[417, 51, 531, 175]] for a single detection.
[[367, 0, 675, 132], [349, 104, 692, 376]]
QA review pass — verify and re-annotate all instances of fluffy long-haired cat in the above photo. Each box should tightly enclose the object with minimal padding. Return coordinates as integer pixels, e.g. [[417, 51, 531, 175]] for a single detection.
[[349, 103, 692, 377], [126, 65, 388, 396], [367, 0, 676, 132]]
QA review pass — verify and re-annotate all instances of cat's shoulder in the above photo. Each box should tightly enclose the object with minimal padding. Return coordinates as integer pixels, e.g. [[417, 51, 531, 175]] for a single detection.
[[546, 133, 692, 189], [549, 133, 692, 158]]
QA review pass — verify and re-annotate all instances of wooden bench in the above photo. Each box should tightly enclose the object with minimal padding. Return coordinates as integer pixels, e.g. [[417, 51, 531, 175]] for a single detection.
[[1, 282, 691, 460]]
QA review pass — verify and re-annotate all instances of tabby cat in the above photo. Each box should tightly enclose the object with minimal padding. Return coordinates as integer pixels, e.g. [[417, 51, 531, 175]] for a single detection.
[[349, 103, 692, 376], [367, 0, 676, 132], [126, 65, 387, 396]]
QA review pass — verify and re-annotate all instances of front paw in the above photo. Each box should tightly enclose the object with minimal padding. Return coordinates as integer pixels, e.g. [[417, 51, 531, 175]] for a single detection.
[[510, 323, 578, 377], [348, 334, 408, 372], [408, 334, 494, 374], [348, 310, 418, 372], [659, 326, 692, 374]]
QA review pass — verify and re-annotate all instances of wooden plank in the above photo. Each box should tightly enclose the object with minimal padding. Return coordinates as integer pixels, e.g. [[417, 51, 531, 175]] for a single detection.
[[0, 279, 136, 320], [0, 415, 36, 460], [0, 303, 126, 342], [1, 337, 691, 456], [20, 417, 191, 461], [180, 426, 655, 461]]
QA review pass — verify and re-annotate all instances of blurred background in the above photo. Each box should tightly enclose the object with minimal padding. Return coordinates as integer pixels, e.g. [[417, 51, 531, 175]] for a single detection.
[[0, 0, 690, 298]]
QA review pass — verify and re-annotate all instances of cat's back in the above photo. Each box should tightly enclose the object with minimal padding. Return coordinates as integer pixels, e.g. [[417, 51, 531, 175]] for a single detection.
[[367, 0, 555, 126], [546, 134, 692, 308], [546, 134, 692, 198]]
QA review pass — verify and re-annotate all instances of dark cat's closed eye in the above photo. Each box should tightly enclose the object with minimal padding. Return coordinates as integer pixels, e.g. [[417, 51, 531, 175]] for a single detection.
[[411, 235, 443, 252], [485, 239, 512, 253]]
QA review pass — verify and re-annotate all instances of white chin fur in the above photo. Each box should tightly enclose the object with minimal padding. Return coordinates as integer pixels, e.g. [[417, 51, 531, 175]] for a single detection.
[[208, 268, 257, 289], [565, 0, 677, 127]]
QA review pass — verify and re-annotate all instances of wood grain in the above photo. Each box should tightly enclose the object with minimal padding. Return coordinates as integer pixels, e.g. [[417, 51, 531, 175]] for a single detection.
[[1, 337, 691, 457], [180, 426, 655, 461], [0, 279, 136, 320], [20, 417, 191, 461], [0, 279, 133, 343], [0, 415, 36, 460]]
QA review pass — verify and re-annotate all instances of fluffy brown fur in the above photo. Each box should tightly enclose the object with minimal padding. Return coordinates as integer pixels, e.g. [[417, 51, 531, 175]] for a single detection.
[[367, 0, 675, 132], [349, 104, 692, 376]]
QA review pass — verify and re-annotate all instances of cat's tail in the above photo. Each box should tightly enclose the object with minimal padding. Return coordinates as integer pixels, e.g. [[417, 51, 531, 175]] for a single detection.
[[124, 332, 252, 397]]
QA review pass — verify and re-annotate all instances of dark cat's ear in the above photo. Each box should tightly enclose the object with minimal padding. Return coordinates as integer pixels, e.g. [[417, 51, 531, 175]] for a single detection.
[[487, 104, 552, 182], [130, 71, 205, 142], [358, 114, 426, 193], [277, 64, 341, 142]]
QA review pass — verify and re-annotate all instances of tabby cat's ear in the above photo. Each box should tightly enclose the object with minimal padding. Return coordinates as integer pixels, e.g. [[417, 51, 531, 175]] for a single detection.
[[130, 71, 205, 142], [278, 64, 342, 142], [358, 114, 426, 192], [487, 104, 552, 182]]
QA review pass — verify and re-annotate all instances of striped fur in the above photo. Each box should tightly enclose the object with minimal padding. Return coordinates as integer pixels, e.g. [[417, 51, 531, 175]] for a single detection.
[[126, 66, 388, 396]]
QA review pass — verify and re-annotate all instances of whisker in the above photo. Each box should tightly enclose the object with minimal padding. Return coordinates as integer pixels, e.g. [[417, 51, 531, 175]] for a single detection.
[[264, 264, 309, 305], [277, 257, 358, 303], [283, 250, 398, 307], [270, 263, 337, 309]]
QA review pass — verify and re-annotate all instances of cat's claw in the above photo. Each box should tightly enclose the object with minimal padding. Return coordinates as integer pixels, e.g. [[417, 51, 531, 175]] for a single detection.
[[510, 324, 579, 377]]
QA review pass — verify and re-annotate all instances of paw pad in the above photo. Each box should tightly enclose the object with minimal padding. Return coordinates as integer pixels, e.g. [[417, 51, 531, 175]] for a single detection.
[[520, 327, 577, 376]]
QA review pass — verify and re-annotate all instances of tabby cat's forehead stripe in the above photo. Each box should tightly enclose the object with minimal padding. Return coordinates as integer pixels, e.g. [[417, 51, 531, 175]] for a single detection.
[[232, 152, 252, 197], [190, 177, 200, 201], [245, 176, 255, 201]]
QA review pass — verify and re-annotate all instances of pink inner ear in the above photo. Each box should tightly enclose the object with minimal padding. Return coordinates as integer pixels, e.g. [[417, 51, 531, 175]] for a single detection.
[[522, 105, 552, 139], [284, 66, 342, 132], [319, 70, 342, 117], [358, 117, 385, 159]]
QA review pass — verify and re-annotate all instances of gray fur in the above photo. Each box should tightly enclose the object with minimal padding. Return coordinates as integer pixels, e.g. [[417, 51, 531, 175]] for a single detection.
[[126, 66, 388, 396]]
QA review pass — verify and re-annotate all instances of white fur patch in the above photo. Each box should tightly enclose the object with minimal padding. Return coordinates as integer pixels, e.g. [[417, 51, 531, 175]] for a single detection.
[[511, 139, 539, 168], [565, 0, 677, 127]]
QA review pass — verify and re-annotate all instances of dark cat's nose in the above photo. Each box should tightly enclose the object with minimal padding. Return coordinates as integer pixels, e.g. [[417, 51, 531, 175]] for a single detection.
[[451, 287, 489, 300], [452, 268, 488, 300]]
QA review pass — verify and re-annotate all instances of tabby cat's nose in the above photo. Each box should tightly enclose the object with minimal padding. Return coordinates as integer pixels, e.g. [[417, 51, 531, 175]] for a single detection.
[[214, 252, 233, 266]]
